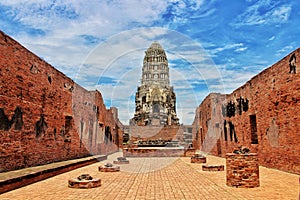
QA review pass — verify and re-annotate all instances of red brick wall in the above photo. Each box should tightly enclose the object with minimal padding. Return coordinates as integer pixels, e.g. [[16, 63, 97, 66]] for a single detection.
[[226, 153, 259, 188], [0, 31, 123, 172], [129, 125, 182, 142], [192, 49, 300, 174], [192, 93, 226, 153]]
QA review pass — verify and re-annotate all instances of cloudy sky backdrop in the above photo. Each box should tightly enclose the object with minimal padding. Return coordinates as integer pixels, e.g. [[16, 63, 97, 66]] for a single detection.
[[1, 0, 299, 124]]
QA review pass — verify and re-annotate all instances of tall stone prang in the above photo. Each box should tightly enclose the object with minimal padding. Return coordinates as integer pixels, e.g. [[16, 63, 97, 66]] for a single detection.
[[130, 42, 180, 126]]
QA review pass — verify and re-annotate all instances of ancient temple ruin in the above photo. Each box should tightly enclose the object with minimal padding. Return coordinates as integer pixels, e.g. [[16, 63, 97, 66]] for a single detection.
[[130, 42, 179, 126], [0, 30, 124, 173], [192, 49, 300, 174]]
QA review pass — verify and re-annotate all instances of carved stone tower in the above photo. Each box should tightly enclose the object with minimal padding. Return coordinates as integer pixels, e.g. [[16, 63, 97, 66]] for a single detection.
[[130, 42, 180, 126]]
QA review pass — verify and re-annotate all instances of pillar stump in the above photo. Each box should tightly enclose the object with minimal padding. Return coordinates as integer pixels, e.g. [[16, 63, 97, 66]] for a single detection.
[[68, 174, 101, 189], [98, 163, 120, 172], [226, 153, 259, 188], [113, 157, 129, 164], [191, 154, 206, 163]]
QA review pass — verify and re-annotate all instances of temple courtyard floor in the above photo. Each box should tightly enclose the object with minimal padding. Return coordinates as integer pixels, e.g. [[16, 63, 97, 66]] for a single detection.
[[0, 152, 299, 200]]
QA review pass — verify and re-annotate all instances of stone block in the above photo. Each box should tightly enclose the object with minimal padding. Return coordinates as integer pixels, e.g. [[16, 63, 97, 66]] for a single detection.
[[202, 165, 224, 171]]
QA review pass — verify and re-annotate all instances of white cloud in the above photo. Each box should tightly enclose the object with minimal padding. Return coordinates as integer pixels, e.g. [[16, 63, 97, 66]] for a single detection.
[[1, 0, 215, 77], [208, 43, 245, 55], [211, 69, 258, 94], [0, 1, 171, 71], [275, 45, 294, 57], [235, 47, 248, 52], [233, 1, 292, 26], [269, 36, 275, 41], [271, 6, 291, 22]]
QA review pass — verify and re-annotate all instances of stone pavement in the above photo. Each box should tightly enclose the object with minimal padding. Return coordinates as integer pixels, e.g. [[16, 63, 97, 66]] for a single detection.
[[0, 152, 299, 200]]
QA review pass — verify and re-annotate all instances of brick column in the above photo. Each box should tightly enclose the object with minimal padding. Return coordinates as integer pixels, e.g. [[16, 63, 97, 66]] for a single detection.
[[226, 153, 259, 188]]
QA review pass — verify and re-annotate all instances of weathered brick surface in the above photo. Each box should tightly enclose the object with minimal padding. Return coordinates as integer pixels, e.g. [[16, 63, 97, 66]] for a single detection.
[[226, 153, 259, 188], [192, 49, 300, 174], [0, 31, 123, 172]]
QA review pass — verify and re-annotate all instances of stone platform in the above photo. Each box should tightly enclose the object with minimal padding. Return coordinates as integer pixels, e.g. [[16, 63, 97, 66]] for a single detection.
[[123, 147, 185, 157], [129, 123, 180, 142]]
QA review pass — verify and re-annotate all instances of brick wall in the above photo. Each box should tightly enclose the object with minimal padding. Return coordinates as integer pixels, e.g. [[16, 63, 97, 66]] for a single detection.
[[192, 48, 300, 174], [226, 153, 259, 188], [0, 31, 123, 172], [129, 125, 182, 142]]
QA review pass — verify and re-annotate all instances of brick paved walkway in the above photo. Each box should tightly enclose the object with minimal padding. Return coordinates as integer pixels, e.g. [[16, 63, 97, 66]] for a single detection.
[[1, 152, 299, 200]]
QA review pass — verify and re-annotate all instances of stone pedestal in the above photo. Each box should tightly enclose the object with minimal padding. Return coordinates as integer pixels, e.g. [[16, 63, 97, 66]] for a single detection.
[[184, 148, 195, 157], [98, 165, 120, 172], [113, 160, 129, 164], [68, 174, 101, 189], [113, 157, 129, 164], [191, 154, 206, 163], [226, 153, 259, 188], [202, 165, 224, 171]]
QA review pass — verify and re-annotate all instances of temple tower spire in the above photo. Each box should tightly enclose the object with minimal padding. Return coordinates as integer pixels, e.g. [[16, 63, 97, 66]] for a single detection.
[[130, 42, 179, 126]]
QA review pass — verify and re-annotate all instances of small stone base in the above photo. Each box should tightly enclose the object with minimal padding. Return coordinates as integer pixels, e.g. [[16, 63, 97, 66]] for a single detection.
[[68, 178, 101, 189], [184, 148, 195, 157], [98, 166, 120, 172], [113, 160, 129, 164], [202, 165, 224, 171], [191, 155, 206, 163]]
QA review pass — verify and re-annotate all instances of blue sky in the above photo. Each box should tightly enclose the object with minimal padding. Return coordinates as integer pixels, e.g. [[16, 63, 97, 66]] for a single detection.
[[1, 0, 299, 125]]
